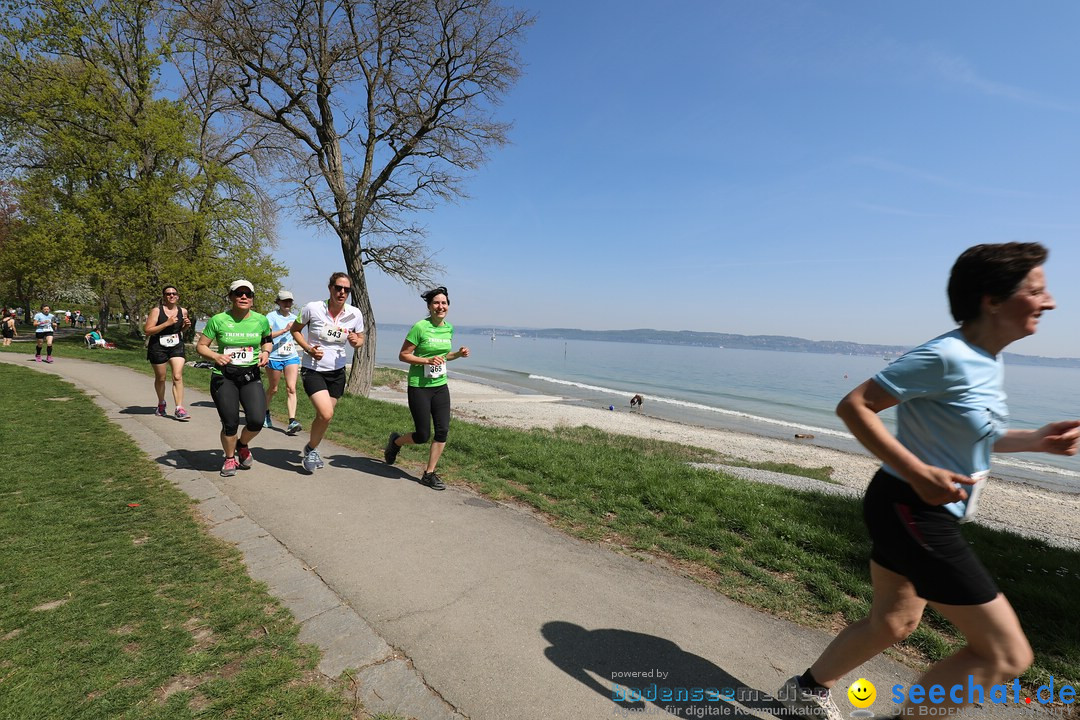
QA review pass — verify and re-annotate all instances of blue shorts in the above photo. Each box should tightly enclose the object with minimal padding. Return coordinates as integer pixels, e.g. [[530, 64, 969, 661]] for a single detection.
[[267, 356, 300, 371]]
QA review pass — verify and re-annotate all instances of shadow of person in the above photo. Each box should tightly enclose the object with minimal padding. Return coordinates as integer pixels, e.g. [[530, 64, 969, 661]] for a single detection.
[[541, 621, 780, 718]]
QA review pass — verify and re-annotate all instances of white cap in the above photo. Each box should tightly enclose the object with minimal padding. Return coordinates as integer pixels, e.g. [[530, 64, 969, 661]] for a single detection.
[[228, 279, 254, 294], [276, 290, 294, 301]]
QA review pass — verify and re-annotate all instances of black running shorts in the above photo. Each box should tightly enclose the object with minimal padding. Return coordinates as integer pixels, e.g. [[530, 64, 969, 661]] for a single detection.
[[301, 367, 346, 399], [863, 469, 999, 606]]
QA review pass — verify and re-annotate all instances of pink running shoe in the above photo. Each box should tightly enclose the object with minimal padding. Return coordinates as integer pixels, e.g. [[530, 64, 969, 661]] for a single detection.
[[35, 355, 42, 362], [220, 457, 239, 477], [175, 407, 190, 421], [237, 446, 254, 469], [44, 356, 54, 363], [155, 402, 167, 418]]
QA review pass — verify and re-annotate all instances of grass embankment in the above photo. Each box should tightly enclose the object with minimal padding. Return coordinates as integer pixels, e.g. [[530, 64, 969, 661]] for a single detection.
[[8, 333, 1079, 689], [0, 364, 391, 720]]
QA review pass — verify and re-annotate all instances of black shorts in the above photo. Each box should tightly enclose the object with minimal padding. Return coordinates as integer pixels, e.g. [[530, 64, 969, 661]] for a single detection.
[[35, 331, 53, 339], [147, 343, 186, 364], [2, 328, 12, 339], [863, 469, 998, 606], [301, 367, 346, 399]]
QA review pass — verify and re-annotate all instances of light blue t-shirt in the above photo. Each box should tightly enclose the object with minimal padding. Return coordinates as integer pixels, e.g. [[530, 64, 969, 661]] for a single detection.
[[33, 313, 56, 333], [873, 329, 1009, 518], [267, 310, 298, 361]]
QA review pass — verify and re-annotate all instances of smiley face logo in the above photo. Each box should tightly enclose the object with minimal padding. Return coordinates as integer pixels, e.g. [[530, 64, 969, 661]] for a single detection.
[[847, 678, 876, 709]]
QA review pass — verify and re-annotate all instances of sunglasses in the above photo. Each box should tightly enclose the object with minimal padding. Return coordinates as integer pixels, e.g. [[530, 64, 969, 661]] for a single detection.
[[232, 289, 254, 298], [164, 292, 178, 297], [332, 284, 351, 294]]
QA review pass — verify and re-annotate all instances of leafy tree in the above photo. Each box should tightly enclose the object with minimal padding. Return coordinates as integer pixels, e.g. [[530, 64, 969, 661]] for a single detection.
[[175, 0, 532, 394], [0, 0, 284, 333]]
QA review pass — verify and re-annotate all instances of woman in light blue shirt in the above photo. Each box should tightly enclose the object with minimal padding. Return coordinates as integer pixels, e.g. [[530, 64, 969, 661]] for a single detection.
[[779, 243, 1080, 719]]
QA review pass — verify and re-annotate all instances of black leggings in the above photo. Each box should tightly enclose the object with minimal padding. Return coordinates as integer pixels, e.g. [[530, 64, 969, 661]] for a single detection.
[[210, 371, 266, 436], [407, 384, 451, 444]]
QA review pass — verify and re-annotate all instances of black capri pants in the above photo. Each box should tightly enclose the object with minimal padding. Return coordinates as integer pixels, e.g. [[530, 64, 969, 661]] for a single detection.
[[407, 384, 451, 444], [210, 367, 266, 436]]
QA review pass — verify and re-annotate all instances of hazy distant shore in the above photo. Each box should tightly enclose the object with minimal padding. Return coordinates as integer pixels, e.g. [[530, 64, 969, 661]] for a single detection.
[[371, 376, 1080, 551]]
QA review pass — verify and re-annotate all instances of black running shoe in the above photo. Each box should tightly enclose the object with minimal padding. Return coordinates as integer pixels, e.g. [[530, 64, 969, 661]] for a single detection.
[[384, 432, 401, 465], [420, 471, 446, 491]]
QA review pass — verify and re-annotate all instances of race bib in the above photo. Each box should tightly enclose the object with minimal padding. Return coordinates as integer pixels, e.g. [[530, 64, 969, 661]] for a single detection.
[[960, 471, 989, 524], [279, 341, 294, 356], [224, 346, 255, 365], [320, 325, 346, 344], [159, 333, 180, 348], [423, 361, 447, 379]]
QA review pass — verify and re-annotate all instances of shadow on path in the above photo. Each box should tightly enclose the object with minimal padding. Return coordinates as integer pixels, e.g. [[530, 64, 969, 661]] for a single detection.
[[542, 621, 786, 718]]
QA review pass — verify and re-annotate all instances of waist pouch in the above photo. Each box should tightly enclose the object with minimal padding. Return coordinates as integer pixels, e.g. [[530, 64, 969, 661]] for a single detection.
[[221, 363, 261, 385]]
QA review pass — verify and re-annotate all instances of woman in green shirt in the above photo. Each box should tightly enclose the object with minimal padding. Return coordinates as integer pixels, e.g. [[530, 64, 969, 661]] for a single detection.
[[196, 279, 273, 477], [383, 286, 470, 490]]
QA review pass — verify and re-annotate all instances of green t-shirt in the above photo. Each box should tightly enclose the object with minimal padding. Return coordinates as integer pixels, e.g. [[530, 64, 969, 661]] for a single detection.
[[202, 311, 271, 374], [406, 318, 453, 388]]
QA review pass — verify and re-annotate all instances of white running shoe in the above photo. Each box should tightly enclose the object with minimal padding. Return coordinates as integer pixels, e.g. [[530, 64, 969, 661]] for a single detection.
[[776, 675, 844, 720]]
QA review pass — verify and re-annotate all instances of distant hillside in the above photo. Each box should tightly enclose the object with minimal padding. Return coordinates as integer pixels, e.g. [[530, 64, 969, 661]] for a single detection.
[[453, 325, 1080, 369]]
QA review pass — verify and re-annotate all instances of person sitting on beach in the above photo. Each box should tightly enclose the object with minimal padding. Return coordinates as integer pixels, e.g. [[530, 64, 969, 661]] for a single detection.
[[630, 394, 644, 410], [777, 242, 1080, 720]]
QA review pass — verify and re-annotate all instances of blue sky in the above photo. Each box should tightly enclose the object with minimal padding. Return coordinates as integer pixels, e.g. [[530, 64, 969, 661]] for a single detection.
[[273, 0, 1080, 358]]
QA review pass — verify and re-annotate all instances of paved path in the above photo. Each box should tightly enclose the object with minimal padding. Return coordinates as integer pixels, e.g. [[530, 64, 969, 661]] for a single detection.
[[2, 354, 1036, 720]]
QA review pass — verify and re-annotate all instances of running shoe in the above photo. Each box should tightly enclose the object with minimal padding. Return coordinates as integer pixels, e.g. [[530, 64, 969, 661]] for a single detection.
[[175, 406, 190, 421], [155, 402, 168, 417], [301, 445, 323, 474], [44, 356, 54, 363], [263, 411, 273, 429], [285, 419, 302, 435], [776, 675, 844, 720], [237, 446, 254, 469], [35, 355, 42, 362], [220, 457, 239, 477], [384, 432, 401, 465], [420, 471, 446, 491]]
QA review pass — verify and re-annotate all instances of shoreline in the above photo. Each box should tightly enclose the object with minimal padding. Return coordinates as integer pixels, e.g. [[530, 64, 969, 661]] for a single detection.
[[371, 376, 1080, 551]]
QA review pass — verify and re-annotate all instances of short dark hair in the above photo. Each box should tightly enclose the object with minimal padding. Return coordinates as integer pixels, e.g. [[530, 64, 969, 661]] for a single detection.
[[948, 242, 1048, 323], [328, 272, 350, 287], [421, 286, 448, 304], [162, 285, 178, 295]]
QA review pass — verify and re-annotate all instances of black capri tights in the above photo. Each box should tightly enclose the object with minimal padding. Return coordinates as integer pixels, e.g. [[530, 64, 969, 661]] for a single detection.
[[407, 384, 451, 444], [210, 372, 266, 436]]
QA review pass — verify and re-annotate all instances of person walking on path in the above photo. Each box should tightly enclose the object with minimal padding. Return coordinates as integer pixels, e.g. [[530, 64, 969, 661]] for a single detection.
[[144, 285, 193, 420], [264, 290, 302, 435], [32, 305, 57, 363], [778, 243, 1080, 719], [1, 310, 16, 346], [383, 286, 470, 491], [290, 272, 365, 474], [196, 279, 273, 477]]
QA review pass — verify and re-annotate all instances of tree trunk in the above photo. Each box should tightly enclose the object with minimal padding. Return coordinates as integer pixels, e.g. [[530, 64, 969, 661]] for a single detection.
[[343, 237, 375, 397]]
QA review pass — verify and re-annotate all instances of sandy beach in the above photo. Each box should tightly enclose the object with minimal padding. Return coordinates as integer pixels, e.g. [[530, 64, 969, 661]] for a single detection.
[[372, 377, 1080, 551]]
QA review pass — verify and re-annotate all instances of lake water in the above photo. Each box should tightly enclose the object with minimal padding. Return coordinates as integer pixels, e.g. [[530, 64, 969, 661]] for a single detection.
[[376, 326, 1080, 494]]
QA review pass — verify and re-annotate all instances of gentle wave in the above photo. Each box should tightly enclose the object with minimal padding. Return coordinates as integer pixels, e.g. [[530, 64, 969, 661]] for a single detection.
[[528, 374, 852, 439], [992, 454, 1080, 479]]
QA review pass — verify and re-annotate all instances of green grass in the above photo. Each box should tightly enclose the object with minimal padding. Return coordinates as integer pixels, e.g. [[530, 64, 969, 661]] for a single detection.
[[0, 365, 363, 720]]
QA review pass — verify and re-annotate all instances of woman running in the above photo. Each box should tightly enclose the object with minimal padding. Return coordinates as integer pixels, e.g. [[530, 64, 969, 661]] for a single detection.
[[32, 305, 56, 362], [196, 280, 273, 477], [144, 285, 192, 420], [264, 290, 303, 435], [383, 286, 470, 491], [1, 310, 16, 346], [778, 243, 1079, 719]]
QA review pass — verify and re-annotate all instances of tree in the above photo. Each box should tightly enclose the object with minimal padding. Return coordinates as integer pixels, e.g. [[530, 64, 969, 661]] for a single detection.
[[0, 0, 285, 332], [175, 0, 531, 395]]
